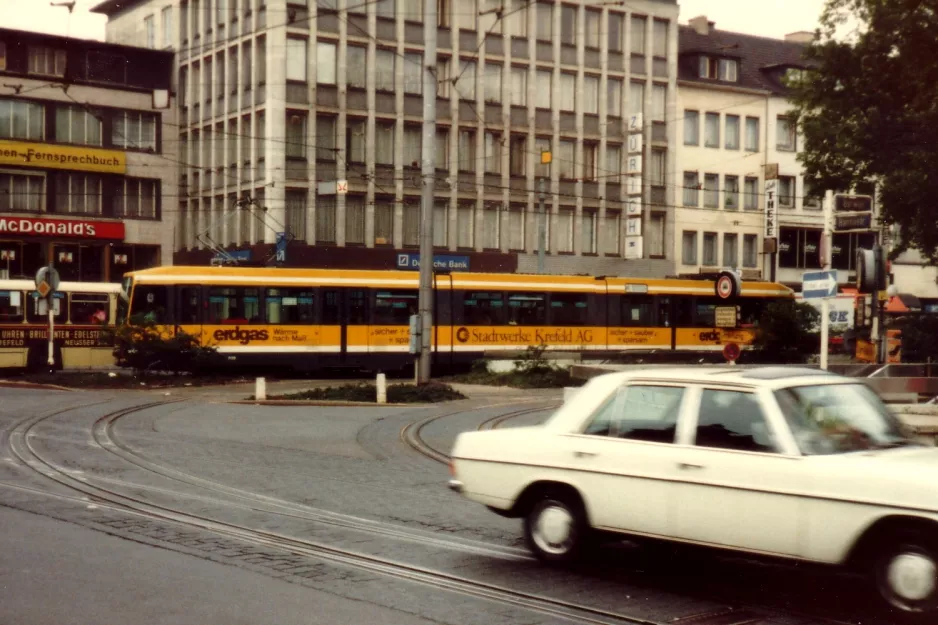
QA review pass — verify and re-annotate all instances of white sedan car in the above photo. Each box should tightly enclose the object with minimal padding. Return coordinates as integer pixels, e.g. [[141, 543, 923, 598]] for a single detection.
[[449, 367, 938, 623]]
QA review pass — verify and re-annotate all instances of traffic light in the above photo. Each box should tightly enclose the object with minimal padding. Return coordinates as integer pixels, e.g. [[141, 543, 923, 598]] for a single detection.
[[856, 246, 887, 294]]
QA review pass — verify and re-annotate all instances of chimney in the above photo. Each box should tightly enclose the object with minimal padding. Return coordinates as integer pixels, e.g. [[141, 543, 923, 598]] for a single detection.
[[785, 31, 814, 44], [689, 15, 713, 36]]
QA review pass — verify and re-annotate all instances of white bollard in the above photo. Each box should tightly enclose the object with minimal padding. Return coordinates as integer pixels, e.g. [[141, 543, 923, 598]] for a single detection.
[[255, 377, 266, 401], [376, 373, 387, 404]]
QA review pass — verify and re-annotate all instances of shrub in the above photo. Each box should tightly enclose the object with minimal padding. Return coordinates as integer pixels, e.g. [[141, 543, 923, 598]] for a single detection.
[[750, 300, 821, 364], [108, 314, 219, 375], [260, 382, 466, 403]]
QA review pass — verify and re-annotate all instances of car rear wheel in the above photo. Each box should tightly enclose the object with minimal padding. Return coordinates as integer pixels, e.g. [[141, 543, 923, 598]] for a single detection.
[[523, 495, 589, 564], [873, 531, 938, 623]]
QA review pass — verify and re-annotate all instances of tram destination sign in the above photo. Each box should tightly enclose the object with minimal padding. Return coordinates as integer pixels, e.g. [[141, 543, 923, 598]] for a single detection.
[[834, 194, 873, 212], [834, 212, 874, 232]]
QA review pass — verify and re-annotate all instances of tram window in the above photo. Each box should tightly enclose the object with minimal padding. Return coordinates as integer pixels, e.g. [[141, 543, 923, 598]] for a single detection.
[[738, 299, 763, 327], [550, 293, 589, 326], [658, 297, 671, 327], [130, 285, 168, 324], [507, 293, 547, 326], [347, 289, 368, 325], [621, 296, 653, 327], [70, 292, 109, 324], [322, 290, 341, 324], [694, 297, 729, 327], [28, 293, 66, 323], [374, 290, 418, 325], [267, 288, 316, 324], [462, 291, 505, 325], [674, 297, 694, 327], [207, 287, 262, 324], [177, 287, 201, 325], [0, 290, 24, 323]]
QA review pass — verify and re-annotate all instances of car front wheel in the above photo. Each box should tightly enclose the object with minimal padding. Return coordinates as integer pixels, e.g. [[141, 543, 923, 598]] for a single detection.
[[523, 496, 589, 564], [874, 531, 938, 623]]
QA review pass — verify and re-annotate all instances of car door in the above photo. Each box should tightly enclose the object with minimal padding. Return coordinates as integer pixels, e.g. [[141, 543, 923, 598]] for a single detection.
[[561, 382, 694, 538], [669, 385, 805, 557]]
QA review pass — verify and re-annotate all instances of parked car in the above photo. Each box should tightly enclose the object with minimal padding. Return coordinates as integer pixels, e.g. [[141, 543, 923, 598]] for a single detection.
[[449, 367, 938, 623]]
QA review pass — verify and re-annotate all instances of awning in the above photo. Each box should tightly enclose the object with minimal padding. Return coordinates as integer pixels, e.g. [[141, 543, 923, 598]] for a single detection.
[[884, 293, 923, 313]]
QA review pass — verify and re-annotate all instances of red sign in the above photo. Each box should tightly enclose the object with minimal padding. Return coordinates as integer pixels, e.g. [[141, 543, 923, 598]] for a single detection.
[[0, 216, 125, 240], [723, 342, 741, 362]]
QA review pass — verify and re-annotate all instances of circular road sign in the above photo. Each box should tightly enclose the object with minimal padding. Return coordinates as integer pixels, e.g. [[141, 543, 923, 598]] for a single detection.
[[34, 266, 61, 292], [715, 271, 740, 300], [723, 342, 741, 362]]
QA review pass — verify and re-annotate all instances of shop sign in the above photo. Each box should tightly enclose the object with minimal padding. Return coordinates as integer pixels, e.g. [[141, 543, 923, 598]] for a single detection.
[[0, 140, 126, 174], [0, 216, 125, 240]]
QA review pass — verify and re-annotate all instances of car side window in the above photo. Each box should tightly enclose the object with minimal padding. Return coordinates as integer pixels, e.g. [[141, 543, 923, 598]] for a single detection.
[[694, 389, 777, 453], [583, 385, 685, 444]]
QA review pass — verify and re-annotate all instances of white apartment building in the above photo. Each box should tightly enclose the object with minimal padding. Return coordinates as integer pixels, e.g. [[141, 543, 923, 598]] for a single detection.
[[92, 0, 681, 276]]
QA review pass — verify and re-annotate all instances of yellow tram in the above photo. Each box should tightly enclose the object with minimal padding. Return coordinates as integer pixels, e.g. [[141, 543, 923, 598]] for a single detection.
[[119, 266, 793, 371]]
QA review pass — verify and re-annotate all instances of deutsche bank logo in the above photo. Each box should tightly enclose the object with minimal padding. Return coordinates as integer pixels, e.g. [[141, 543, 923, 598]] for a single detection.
[[397, 254, 412, 268]]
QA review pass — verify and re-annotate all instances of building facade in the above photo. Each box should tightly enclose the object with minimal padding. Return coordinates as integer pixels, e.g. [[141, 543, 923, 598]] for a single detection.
[[0, 27, 174, 282], [93, 0, 680, 276], [675, 17, 874, 288]]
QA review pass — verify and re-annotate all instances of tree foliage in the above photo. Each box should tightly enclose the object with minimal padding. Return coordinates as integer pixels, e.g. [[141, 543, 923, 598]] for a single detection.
[[108, 314, 219, 375], [790, 0, 938, 261], [751, 301, 821, 363], [894, 314, 938, 362]]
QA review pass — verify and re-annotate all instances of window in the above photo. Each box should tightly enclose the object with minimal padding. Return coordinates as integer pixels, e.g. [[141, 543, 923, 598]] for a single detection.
[[433, 201, 448, 247], [683, 172, 699, 207], [630, 16, 646, 55], [582, 211, 597, 254], [458, 129, 476, 172], [725, 115, 740, 150], [114, 178, 157, 218], [55, 173, 102, 215], [583, 385, 684, 444], [462, 291, 504, 325], [606, 144, 621, 181], [228, 47, 238, 92], [508, 205, 525, 250], [803, 180, 821, 210], [509, 135, 525, 177], [607, 77, 622, 117], [316, 41, 336, 84], [266, 288, 315, 325], [779, 227, 821, 269], [505, 0, 527, 37], [375, 49, 396, 92], [285, 189, 307, 241], [482, 204, 499, 249], [403, 124, 422, 167], [651, 84, 666, 121], [743, 234, 758, 268], [207, 287, 262, 324], [346, 45, 366, 88], [256, 36, 266, 85], [507, 292, 546, 325], [0, 98, 45, 140], [484, 63, 501, 103], [777, 116, 796, 151], [286, 38, 307, 81], [608, 13, 623, 52], [682, 231, 697, 265], [723, 233, 739, 268], [404, 52, 422, 95], [536, 2, 552, 41], [684, 110, 699, 146], [744, 176, 759, 210], [510, 66, 526, 106], [704, 173, 719, 208], [457, 202, 474, 248], [317, 115, 336, 161], [436, 58, 451, 97], [29, 46, 66, 77], [719, 59, 738, 82], [550, 292, 589, 326], [779, 176, 795, 208], [255, 110, 265, 160], [745, 116, 759, 151], [403, 202, 419, 247], [374, 199, 393, 245], [376, 0, 395, 18], [484, 131, 501, 174], [584, 9, 600, 48], [241, 43, 252, 88], [652, 19, 668, 57], [582, 142, 598, 181], [74, 294, 110, 324], [435, 128, 449, 169], [559, 72, 575, 110], [285, 111, 306, 159], [374, 290, 418, 325], [535, 136, 551, 178], [535, 70, 552, 108], [456, 60, 476, 100], [647, 213, 665, 257], [702, 232, 717, 265], [603, 210, 620, 255], [375, 120, 395, 165], [316, 196, 336, 243], [724, 175, 739, 210], [55, 105, 101, 146], [161, 7, 173, 47], [696, 389, 776, 453], [112, 111, 157, 151], [399, 0, 422, 21], [557, 207, 574, 252], [650, 149, 665, 187], [346, 195, 365, 244], [130, 285, 167, 324], [144, 15, 156, 48], [628, 81, 643, 115], [561, 5, 577, 46], [0, 172, 44, 212], [557, 139, 575, 179], [704, 112, 719, 148]]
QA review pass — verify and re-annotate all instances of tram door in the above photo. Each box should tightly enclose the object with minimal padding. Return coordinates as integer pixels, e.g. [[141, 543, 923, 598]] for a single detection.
[[322, 288, 368, 362], [176, 286, 203, 343]]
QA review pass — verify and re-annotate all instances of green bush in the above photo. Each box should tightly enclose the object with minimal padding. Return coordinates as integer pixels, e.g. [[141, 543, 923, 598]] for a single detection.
[[894, 315, 938, 362], [750, 300, 821, 364], [260, 382, 466, 403], [108, 314, 220, 375]]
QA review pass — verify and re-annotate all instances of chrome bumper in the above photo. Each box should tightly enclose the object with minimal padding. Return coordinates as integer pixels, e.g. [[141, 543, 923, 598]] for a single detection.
[[448, 479, 464, 493]]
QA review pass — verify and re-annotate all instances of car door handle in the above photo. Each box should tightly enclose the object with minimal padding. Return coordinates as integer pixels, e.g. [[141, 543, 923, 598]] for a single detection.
[[573, 451, 598, 458], [678, 462, 705, 471]]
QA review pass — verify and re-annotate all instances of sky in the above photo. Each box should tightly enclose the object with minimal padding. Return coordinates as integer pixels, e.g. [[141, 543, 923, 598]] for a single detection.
[[4, 0, 829, 42]]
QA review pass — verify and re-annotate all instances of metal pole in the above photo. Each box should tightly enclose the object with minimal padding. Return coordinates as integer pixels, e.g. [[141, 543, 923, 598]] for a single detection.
[[417, 0, 438, 385], [537, 178, 546, 274], [820, 190, 833, 370]]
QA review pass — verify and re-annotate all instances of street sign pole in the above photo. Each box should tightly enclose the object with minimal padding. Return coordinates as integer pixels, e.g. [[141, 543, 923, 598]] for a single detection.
[[821, 191, 834, 370], [35, 265, 60, 371]]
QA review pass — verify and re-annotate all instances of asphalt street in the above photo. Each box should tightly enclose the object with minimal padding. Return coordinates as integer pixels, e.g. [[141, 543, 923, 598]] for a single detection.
[[0, 385, 898, 625]]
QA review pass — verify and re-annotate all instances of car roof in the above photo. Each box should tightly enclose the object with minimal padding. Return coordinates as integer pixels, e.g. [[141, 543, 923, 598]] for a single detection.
[[596, 366, 848, 390]]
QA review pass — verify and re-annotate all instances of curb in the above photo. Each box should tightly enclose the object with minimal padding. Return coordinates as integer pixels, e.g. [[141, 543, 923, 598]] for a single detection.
[[0, 380, 78, 392], [230, 400, 420, 407]]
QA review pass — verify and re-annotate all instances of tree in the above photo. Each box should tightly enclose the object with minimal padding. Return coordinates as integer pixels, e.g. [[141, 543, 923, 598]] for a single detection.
[[108, 314, 219, 375], [790, 0, 938, 261], [751, 301, 821, 364]]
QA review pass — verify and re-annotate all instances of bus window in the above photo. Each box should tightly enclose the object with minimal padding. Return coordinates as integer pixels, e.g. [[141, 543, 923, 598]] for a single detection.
[[549, 293, 589, 326], [507, 293, 547, 326], [267, 288, 316, 324], [131, 285, 169, 324], [70, 293, 110, 324], [207, 287, 261, 324], [461, 292, 504, 325], [27, 292, 65, 323], [0, 290, 24, 323], [621, 296, 653, 327], [373, 290, 417, 325], [177, 287, 201, 325]]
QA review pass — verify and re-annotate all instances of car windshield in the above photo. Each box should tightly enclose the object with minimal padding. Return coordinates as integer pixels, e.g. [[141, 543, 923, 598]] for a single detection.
[[775, 383, 913, 455]]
